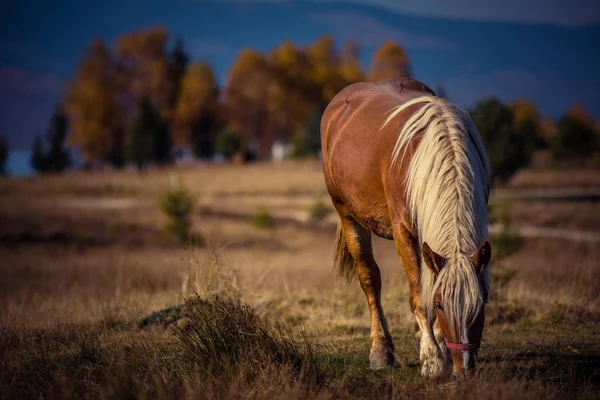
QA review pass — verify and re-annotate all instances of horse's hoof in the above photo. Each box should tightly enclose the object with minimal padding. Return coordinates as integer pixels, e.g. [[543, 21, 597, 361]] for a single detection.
[[420, 356, 445, 377], [369, 347, 395, 370]]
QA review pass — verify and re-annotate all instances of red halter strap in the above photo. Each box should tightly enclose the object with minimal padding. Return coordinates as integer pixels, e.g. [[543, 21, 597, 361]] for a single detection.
[[445, 338, 480, 352]]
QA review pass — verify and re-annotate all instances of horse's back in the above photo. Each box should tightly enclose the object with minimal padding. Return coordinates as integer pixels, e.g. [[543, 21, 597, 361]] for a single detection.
[[321, 77, 435, 238]]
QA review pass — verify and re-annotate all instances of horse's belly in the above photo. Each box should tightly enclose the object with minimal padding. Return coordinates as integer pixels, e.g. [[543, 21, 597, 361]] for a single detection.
[[355, 212, 394, 240], [330, 165, 395, 240]]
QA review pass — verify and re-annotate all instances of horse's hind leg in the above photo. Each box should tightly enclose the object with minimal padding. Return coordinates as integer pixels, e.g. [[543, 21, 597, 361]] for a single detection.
[[335, 206, 395, 369]]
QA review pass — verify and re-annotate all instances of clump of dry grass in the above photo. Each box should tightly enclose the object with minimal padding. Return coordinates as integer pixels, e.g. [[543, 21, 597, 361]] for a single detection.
[[175, 295, 323, 386]]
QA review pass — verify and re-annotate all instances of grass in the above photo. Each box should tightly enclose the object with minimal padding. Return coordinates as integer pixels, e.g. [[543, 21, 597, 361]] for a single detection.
[[308, 199, 333, 221], [1, 163, 600, 399], [252, 208, 275, 229]]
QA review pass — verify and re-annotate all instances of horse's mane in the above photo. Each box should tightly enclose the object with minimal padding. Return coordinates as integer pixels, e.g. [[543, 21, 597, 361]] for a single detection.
[[381, 95, 491, 330]]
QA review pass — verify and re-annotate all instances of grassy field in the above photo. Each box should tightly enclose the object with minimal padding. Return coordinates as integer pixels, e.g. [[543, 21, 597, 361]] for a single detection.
[[1, 161, 599, 399]]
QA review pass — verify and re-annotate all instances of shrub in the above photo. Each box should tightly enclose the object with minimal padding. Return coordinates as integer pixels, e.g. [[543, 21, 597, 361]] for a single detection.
[[308, 200, 332, 221], [175, 295, 322, 384], [252, 208, 274, 229], [160, 179, 202, 245], [215, 128, 243, 160]]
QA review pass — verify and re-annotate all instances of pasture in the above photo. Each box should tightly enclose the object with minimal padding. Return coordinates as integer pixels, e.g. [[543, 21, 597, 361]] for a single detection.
[[1, 161, 599, 399]]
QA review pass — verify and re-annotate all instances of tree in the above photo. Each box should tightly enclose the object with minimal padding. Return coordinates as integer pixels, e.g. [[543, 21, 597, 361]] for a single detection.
[[306, 36, 340, 109], [225, 49, 274, 158], [368, 41, 411, 82], [471, 98, 533, 184], [552, 105, 598, 162], [291, 106, 322, 159], [268, 41, 312, 145], [0, 135, 8, 176], [65, 39, 121, 164], [115, 26, 174, 121], [510, 99, 545, 149], [215, 128, 243, 160], [44, 107, 72, 173], [339, 41, 364, 85], [168, 37, 190, 112], [126, 96, 163, 170], [172, 62, 220, 159], [30, 136, 46, 173]]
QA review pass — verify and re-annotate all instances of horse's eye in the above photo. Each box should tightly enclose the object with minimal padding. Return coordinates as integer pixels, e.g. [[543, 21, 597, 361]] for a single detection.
[[435, 303, 444, 311]]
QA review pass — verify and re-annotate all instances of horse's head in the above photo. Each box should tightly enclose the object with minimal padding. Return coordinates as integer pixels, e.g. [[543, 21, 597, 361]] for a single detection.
[[422, 241, 492, 378]]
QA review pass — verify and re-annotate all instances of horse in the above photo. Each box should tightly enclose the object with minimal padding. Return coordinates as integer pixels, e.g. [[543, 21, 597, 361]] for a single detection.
[[320, 77, 492, 378]]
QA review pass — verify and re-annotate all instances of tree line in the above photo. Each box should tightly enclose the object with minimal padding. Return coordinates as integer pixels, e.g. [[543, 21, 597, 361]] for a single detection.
[[0, 26, 597, 183], [27, 27, 411, 172]]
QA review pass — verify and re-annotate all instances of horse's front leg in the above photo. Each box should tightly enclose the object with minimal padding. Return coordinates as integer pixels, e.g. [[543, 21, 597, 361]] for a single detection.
[[393, 226, 446, 377]]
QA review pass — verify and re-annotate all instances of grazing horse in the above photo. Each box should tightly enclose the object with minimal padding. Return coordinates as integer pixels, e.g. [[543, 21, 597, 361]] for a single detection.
[[321, 77, 492, 378]]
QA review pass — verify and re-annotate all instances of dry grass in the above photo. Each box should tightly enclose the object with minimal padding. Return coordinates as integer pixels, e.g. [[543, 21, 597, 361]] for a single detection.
[[1, 163, 600, 399]]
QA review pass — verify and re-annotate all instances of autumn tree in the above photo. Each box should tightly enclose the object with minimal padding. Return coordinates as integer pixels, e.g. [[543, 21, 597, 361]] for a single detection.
[[65, 39, 121, 164], [0, 135, 8, 176], [115, 27, 173, 120], [339, 41, 364, 86], [552, 104, 598, 162], [268, 41, 313, 145], [172, 62, 220, 159], [368, 41, 411, 82], [225, 49, 274, 158], [471, 98, 533, 184], [510, 99, 545, 149], [306, 36, 340, 109]]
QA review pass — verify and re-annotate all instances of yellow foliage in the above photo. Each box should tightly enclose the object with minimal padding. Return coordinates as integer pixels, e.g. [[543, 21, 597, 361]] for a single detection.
[[367, 40, 411, 81], [65, 40, 121, 162], [115, 26, 174, 121], [172, 63, 218, 148]]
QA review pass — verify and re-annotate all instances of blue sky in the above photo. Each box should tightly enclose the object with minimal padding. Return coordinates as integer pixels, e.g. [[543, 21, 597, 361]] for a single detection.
[[1, 0, 599, 158]]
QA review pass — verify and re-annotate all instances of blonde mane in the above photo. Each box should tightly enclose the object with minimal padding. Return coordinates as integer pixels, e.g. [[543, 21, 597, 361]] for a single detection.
[[382, 95, 491, 329]]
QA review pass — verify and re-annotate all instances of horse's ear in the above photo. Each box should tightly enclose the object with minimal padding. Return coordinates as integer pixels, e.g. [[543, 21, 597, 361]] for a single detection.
[[473, 241, 492, 274], [422, 242, 445, 275]]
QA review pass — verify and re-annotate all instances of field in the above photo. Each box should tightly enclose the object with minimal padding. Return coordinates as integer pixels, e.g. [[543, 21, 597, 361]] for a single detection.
[[1, 161, 600, 399]]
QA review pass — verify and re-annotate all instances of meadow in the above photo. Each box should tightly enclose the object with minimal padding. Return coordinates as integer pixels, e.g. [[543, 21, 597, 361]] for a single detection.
[[1, 161, 599, 399]]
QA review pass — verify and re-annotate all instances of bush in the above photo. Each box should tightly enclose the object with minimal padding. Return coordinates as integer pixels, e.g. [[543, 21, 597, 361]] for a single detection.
[[215, 128, 243, 160], [160, 180, 202, 245], [175, 295, 322, 384], [308, 200, 332, 221], [252, 208, 274, 229]]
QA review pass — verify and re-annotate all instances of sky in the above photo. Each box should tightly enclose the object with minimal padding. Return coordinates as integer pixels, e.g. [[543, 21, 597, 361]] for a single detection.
[[1, 0, 599, 171]]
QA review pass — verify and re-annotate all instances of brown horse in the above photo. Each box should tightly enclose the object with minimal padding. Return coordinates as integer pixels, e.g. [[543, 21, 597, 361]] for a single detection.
[[321, 77, 492, 378]]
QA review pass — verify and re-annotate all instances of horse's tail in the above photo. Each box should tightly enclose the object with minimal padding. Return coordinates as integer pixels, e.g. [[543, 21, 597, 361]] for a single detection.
[[334, 221, 356, 282]]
